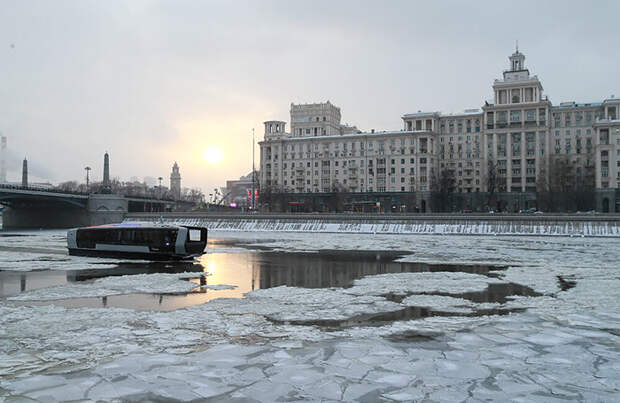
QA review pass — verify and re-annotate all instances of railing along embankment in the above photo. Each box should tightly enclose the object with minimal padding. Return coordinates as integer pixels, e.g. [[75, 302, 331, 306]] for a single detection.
[[124, 212, 620, 237]]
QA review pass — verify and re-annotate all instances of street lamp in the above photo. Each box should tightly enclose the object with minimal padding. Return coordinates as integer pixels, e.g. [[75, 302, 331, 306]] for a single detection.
[[84, 166, 91, 193], [251, 128, 256, 210]]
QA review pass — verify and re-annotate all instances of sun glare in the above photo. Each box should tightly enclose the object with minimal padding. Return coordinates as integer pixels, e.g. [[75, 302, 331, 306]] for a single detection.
[[203, 147, 224, 164]]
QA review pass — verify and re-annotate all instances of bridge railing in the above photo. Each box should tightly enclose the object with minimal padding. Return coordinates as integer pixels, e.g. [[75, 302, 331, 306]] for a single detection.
[[0, 183, 89, 196], [0, 184, 182, 201]]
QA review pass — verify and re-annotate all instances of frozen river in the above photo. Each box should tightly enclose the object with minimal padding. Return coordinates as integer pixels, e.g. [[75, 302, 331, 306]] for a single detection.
[[0, 230, 619, 402]]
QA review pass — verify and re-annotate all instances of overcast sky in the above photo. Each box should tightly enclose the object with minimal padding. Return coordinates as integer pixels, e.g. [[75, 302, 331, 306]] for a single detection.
[[1, 0, 619, 192]]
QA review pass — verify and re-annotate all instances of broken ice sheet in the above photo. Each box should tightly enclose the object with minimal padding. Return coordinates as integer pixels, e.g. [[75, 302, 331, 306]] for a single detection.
[[401, 294, 475, 313], [345, 271, 503, 297], [8, 272, 206, 301], [238, 286, 403, 322]]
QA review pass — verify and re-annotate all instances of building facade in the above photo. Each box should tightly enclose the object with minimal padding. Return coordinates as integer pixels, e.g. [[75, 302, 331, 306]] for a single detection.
[[259, 49, 620, 212], [221, 171, 258, 208]]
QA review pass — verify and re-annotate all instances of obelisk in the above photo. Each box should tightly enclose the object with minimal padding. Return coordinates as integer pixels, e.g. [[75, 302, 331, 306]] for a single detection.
[[22, 158, 28, 187], [103, 152, 110, 187]]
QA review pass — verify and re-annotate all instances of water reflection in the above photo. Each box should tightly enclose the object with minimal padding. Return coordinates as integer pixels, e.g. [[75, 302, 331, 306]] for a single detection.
[[2, 245, 527, 312], [65, 261, 205, 282], [0, 270, 68, 297]]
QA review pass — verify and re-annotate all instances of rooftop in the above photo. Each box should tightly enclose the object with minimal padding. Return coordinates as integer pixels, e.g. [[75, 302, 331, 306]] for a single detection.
[[551, 102, 603, 109], [273, 130, 427, 142], [403, 109, 482, 119]]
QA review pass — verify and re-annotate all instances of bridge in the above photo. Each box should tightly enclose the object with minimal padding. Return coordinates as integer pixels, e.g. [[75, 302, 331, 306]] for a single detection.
[[0, 184, 181, 229]]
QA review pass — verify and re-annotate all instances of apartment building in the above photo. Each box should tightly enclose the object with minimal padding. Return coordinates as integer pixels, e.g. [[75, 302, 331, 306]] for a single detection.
[[259, 48, 620, 211]]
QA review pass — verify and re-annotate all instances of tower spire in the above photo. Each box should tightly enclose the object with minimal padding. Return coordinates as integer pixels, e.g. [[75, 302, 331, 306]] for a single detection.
[[516, 39, 519, 53]]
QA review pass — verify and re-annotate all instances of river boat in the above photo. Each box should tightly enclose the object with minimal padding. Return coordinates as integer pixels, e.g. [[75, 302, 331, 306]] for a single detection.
[[67, 222, 207, 260]]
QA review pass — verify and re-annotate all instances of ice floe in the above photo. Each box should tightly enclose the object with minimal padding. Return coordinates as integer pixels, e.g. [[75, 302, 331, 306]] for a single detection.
[[346, 271, 503, 297], [8, 272, 206, 301]]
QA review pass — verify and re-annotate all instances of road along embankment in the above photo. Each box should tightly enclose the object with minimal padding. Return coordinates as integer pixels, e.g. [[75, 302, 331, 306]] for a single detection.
[[124, 213, 620, 237]]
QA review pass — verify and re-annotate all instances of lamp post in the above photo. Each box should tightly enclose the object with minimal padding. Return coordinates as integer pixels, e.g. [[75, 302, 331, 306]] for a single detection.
[[251, 128, 255, 210], [84, 166, 91, 193]]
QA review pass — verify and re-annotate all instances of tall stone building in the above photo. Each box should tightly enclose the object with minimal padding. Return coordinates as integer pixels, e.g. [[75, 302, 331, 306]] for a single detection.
[[259, 48, 620, 212], [170, 162, 181, 200]]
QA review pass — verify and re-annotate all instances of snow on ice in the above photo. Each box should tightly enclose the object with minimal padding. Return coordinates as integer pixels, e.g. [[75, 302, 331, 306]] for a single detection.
[[0, 229, 619, 401]]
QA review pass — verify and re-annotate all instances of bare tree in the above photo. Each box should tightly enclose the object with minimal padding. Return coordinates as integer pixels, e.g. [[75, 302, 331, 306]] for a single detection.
[[536, 163, 553, 211], [328, 181, 349, 212], [431, 168, 456, 212], [56, 181, 79, 192], [186, 188, 205, 204], [538, 155, 595, 212], [486, 158, 499, 210]]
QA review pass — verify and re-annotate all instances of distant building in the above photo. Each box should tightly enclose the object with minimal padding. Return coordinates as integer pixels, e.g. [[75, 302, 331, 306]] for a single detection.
[[170, 162, 181, 200], [259, 48, 620, 212], [222, 171, 258, 208]]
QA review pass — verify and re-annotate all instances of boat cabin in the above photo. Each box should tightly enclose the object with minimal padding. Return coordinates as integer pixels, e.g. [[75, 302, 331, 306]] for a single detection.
[[67, 223, 208, 260]]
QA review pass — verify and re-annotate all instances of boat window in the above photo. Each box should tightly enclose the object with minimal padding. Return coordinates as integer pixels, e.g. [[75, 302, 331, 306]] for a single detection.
[[76, 228, 177, 252], [76, 229, 119, 248], [184, 227, 207, 254], [188, 229, 202, 241]]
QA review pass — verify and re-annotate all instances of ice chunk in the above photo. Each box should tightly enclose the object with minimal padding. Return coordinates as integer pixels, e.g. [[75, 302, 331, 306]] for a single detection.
[[346, 271, 501, 297], [9, 272, 201, 301]]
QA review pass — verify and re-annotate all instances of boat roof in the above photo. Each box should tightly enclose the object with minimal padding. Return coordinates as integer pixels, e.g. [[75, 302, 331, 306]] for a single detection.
[[80, 222, 199, 230]]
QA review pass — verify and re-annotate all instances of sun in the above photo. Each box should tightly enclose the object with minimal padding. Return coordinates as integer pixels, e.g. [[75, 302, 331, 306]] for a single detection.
[[203, 147, 224, 164]]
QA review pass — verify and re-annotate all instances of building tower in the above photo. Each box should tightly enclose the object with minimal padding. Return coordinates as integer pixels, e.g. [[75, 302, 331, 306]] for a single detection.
[[0, 136, 6, 183], [170, 162, 181, 200], [103, 152, 110, 186], [509, 45, 526, 72], [22, 158, 28, 187], [102, 152, 111, 193]]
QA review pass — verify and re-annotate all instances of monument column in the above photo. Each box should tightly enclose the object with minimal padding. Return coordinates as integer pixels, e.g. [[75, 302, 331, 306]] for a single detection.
[[22, 158, 28, 187]]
